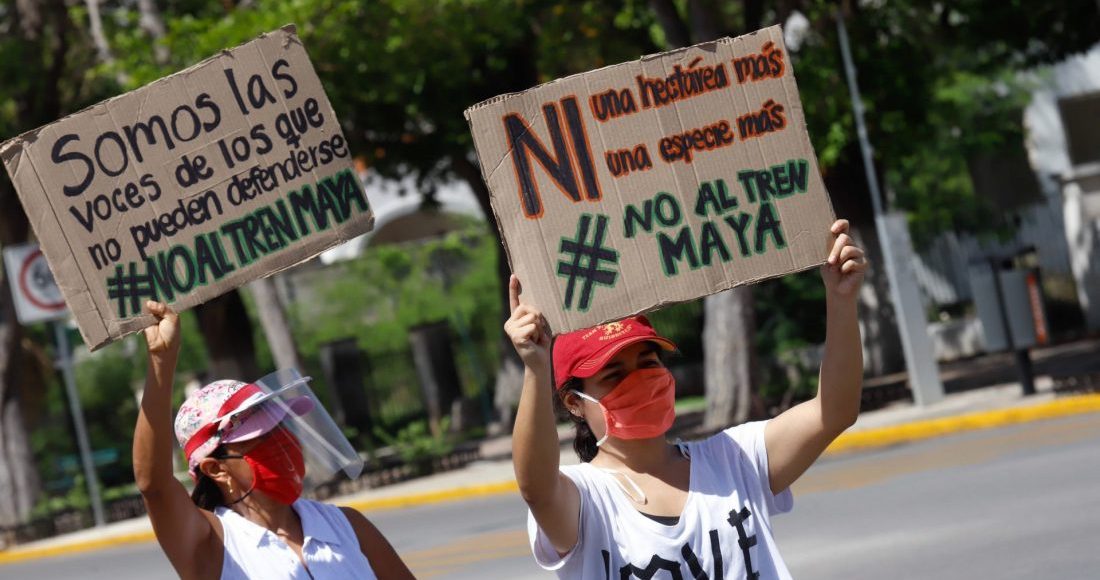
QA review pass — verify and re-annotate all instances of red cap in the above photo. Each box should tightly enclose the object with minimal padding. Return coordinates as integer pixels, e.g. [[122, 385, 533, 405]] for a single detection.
[[552, 315, 677, 389]]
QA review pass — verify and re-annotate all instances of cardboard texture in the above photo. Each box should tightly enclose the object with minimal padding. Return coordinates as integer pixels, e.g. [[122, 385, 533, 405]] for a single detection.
[[1, 26, 373, 350], [466, 25, 835, 334]]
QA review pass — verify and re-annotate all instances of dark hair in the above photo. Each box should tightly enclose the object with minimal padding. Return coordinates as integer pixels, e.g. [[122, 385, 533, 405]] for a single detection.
[[556, 378, 599, 462], [190, 446, 229, 511]]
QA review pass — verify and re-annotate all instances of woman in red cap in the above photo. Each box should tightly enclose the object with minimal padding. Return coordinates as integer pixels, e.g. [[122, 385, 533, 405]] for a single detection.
[[507, 219, 867, 578], [133, 301, 413, 579]]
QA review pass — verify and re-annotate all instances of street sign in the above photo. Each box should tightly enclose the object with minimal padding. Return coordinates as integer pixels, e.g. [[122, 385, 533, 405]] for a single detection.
[[3, 242, 69, 324]]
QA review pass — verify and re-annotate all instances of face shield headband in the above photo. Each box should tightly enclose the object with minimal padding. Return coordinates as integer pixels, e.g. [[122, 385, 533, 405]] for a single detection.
[[186, 371, 364, 487]]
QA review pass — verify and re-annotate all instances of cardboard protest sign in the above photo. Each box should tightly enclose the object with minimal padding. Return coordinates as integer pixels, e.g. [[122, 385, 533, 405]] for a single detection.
[[466, 25, 834, 333], [1, 26, 373, 350]]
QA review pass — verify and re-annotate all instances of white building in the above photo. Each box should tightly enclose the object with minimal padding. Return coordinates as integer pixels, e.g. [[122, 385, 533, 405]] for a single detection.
[[1024, 43, 1100, 332]]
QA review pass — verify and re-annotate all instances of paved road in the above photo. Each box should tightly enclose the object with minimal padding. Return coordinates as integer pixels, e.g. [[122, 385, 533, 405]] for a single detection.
[[776, 412, 1100, 579], [3, 413, 1097, 579]]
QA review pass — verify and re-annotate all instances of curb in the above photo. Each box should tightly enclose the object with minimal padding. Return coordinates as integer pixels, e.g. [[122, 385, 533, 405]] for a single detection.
[[3, 393, 1099, 566], [344, 480, 520, 513], [825, 393, 1100, 454], [0, 483, 523, 567], [0, 530, 155, 565]]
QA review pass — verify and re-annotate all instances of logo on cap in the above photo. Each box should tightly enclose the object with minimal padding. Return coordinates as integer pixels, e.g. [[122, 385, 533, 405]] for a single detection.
[[599, 321, 631, 341], [580, 320, 634, 342]]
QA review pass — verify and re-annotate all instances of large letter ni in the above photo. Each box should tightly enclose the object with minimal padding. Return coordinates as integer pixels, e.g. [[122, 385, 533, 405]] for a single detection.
[[503, 96, 601, 218]]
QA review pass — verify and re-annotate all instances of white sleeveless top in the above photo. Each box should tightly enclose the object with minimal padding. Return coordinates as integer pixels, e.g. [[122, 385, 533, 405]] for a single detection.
[[215, 499, 378, 579]]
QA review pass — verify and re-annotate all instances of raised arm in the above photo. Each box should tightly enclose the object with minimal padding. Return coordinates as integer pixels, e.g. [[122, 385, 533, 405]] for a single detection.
[[132, 301, 221, 578], [507, 276, 581, 554], [764, 220, 867, 494]]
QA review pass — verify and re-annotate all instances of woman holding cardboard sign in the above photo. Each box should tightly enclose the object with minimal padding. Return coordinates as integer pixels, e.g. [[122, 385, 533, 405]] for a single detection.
[[508, 219, 867, 578], [133, 301, 414, 579]]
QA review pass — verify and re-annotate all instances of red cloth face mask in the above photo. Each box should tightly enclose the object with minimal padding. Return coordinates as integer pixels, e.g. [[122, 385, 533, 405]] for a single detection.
[[572, 368, 676, 445], [229, 427, 306, 505]]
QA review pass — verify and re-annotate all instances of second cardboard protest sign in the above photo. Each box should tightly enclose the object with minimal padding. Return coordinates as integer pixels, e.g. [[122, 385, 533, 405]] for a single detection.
[[1, 26, 373, 350], [466, 25, 834, 333]]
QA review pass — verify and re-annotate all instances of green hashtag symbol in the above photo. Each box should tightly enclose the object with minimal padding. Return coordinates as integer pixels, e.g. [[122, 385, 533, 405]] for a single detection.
[[557, 213, 619, 312]]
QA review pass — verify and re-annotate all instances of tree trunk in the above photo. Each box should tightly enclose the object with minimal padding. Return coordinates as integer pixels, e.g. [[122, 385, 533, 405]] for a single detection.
[[135, 0, 169, 64], [82, 0, 130, 89], [0, 149, 36, 531], [0, 276, 38, 528], [14, 0, 42, 39], [651, 0, 764, 428], [248, 277, 302, 371], [702, 287, 762, 430], [451, 155, 524, 433], [408, 321, 463, 436], [83, 0, 112, 62], [688, 0, 720, 42], [0, 0, 71, 528], [193, 291, 260, 381], [649, 0, 692, 48]]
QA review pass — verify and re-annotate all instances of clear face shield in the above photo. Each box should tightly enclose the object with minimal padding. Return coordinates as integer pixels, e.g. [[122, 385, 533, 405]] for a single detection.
[[214, 369, 364, 488]]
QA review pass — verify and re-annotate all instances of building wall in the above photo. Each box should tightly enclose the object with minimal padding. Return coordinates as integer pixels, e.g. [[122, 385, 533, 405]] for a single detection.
[[910, 43, 1100, 335], [1025, 43, 1100, 331]]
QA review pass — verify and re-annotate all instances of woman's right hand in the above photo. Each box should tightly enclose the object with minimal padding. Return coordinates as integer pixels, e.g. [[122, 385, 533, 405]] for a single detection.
[[143, 301, 181, 365], [504, 275, 551, 371]]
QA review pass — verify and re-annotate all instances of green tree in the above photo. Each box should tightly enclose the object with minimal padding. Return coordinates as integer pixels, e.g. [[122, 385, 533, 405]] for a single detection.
[[102, 0, 1099, 416], [102, 0, 661, 429], [294, 225, 502, 427], [0, 0, 103, 527], [0, 0, 258, 525], [796, 0, 1096, 375], [4, 2, 1096, 529]]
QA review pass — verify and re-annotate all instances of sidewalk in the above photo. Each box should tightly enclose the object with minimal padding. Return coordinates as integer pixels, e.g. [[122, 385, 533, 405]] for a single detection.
[[2, 378, 1099, 565]]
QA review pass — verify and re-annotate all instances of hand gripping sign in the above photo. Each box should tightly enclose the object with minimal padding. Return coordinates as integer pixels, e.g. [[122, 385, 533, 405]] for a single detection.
[[0, 26, 374, 349], [465, 25, 835, 333]]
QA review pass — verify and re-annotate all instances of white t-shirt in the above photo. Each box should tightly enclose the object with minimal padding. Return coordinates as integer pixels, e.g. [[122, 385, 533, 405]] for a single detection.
[[528, 420, 794, 579]]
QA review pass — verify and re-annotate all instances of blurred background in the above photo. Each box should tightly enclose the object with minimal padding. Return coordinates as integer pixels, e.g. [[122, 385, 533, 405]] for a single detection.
[[0, 0, 1098, 577]]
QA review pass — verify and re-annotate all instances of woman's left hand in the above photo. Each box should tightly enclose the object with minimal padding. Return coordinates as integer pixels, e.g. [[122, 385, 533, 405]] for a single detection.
[[821, 219, 868, 299]]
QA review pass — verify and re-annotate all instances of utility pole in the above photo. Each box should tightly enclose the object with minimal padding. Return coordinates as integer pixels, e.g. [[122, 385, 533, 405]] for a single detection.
[[836, 13, 945, 406], [54, 321, 106, 527]]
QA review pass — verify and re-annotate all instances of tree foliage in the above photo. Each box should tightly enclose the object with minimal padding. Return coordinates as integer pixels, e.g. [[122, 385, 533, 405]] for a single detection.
[[792, 0, 1097, 240], [0, 0, 1098, 525]]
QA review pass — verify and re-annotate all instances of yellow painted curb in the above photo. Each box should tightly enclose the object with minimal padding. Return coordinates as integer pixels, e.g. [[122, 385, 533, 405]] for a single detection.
[[0, 530, 155, 565], [826, 393, 1100, 454], [4, 394, 1097, 566], [0, 481, 523, 567], [345, 480, 519, 513]]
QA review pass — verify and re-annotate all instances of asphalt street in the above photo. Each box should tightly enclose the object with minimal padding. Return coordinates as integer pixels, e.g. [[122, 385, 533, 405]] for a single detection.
[[2, 413, 1097, 579], [775, 411, 1100, 579]]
